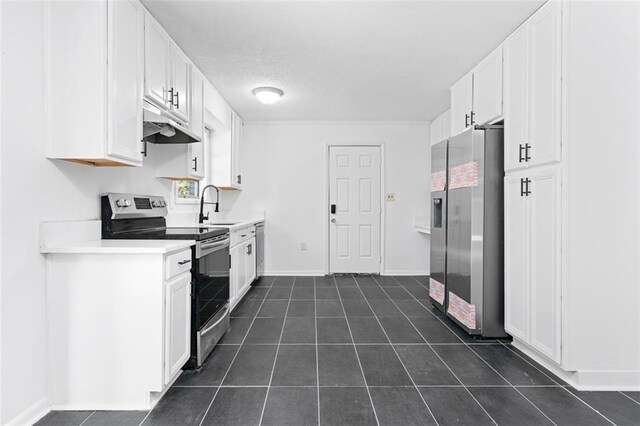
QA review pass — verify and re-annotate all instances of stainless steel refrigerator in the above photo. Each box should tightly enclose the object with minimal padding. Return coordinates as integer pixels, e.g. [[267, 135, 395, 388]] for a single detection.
[[429, 139, 448, 313], [431, 127, 506, 338]]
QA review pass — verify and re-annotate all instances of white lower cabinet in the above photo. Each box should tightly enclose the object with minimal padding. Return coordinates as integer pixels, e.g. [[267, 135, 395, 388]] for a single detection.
[[230, 233, 256, 309], [44, 246, 194, 409], [505, 164, 561, 363], [164, 272, 191, 384]]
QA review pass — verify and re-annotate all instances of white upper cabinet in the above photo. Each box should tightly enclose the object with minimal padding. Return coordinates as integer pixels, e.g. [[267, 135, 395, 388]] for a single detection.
[[191, 69, 205, 141], [430, 109, 451, 144], [144, 14, 171, 109], [45, 0, 144, 167], [450, 72, 473, 136], [171, 48, 191, 123], [211, 110, 244, 190], [441, 109, 451, 140], [430, 114, 443, 145], [504, 24, 529, 171], [528, 1, 562, 168], [143, 12, 191, 126], [473, 47, 503, 126], [231, 111, 244, 188], [504, 1, 561, 171]]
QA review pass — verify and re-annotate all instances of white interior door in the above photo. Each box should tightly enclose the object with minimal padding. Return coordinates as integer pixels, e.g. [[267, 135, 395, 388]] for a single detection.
[[329, 146, 381, 274]]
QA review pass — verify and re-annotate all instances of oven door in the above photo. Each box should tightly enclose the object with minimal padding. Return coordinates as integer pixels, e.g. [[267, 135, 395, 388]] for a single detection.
[[194, 236, 230, 331]]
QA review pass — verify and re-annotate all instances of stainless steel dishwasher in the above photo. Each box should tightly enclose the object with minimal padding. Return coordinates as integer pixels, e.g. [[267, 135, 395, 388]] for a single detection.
[[255, 222, 264, 279]]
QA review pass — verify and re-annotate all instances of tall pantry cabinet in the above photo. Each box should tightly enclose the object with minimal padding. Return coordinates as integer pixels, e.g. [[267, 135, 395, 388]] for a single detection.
[[503, 1, 562, 363]]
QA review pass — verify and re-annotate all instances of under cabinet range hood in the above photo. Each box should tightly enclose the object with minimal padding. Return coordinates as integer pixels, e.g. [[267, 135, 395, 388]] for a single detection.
[[143, 101, 200, 144]]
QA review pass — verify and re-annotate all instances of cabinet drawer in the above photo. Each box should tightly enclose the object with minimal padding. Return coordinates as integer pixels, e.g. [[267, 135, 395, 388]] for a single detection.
[[231, 226, 255, 247], [165, 248, 193, 280]]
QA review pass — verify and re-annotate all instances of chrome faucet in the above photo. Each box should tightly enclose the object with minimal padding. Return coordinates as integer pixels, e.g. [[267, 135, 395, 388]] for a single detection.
[[199, 184, 220, 224]]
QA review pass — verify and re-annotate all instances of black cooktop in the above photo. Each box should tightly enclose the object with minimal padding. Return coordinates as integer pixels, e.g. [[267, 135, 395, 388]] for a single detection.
[[111, 226, 228, 241]]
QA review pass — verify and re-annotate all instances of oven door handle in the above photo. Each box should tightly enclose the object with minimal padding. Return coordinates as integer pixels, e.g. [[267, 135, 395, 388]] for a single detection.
[[197, 238, 230, 257], [200, 305, 229, 335]]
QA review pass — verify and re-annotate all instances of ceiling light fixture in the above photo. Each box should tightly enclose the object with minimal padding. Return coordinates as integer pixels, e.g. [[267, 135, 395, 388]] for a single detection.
[[252, 86, 284, 105]]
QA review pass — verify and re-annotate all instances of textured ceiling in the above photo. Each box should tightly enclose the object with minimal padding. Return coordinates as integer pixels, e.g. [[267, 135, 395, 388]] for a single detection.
[[142, 0, 545, 122]]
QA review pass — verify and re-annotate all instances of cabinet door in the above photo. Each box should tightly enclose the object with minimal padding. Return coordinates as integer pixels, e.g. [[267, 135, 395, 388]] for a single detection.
[[107, 0, 144, 164], [144, 13, 170, 109], [504, 24, 529, 172], [230, 244, 245, 308], [188, 138, 205, 179], [430, 114, 443, 145], [231, 111, 243, 188], [528, 165, 561, 363], [246, 238, 257, 287], [504, 171, 530, 342], [171, 46, 191, 123], [528, 1, 562, 168], [441, 109, 451, 140], [190, 70, 204, 141], [165, 273, 191, 383], [450, 72, 473, 136], [473, 47, 503, 125]]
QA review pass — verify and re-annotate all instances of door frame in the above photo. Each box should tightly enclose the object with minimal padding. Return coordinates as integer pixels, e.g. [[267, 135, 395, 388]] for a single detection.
[[324, 141, 386, 275]]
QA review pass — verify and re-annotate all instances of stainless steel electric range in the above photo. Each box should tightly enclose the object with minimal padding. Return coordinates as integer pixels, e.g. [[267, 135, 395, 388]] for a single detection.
[[101, 193, 230, 368]]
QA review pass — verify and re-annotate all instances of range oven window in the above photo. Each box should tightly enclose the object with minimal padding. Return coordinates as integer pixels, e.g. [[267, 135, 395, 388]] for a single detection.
[[194, 243, 230, 330]]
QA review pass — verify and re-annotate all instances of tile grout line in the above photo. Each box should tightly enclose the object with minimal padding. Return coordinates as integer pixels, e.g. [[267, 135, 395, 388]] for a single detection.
[[377, 275, 499, 426], [402, 279, 563, 426], [172, 384, 567, 389], [356, 275, 451, 426], [333, 274, 381, 426], [77, 410, 96, 426], [314, 276, 321, 426], [394, 279, 564, 424], [392, 278, 619, 426], [397, 278, 559, 425], [258, 277, 295, 426], [619, 391, 640, 406], [193, 276, 277, 426]]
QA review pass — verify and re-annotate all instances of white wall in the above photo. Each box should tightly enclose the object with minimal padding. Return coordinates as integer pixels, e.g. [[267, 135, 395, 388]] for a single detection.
[[220, 122, 431, 275], [0, 3, 199, 423], [562, 1, 640, 384]]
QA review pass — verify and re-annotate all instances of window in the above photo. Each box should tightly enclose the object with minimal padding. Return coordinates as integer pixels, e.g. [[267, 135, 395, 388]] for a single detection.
[[174, 180, 199, 204]]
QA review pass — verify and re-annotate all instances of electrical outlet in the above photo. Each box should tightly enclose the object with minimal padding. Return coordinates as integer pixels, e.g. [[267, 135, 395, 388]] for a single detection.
[[386, 193, 396, 201], [300, 242, 307, 251]]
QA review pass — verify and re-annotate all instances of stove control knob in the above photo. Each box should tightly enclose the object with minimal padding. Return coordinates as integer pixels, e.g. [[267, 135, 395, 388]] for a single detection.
[[161, 201, 166, 207], [124, 199, 132, 207], [152, 200, 159, 208], [116, 198, 128, 208]]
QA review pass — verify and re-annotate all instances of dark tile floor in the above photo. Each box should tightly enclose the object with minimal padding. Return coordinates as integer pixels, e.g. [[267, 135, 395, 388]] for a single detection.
[[37, 275, 640, 426]]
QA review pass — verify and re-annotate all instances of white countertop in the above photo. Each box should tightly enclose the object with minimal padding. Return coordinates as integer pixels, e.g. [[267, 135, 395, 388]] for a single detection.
[[41, 239, 195, 254]]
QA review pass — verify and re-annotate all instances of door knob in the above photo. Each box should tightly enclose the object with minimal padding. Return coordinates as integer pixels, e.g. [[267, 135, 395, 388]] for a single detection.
[[331, 218, 336, 223]]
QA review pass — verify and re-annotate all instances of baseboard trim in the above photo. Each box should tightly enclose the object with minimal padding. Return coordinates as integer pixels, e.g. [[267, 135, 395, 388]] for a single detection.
[[263, 270, 326, 276], [382, 270, 430, 276], [6, 397, 50, 426], [263, 270, 430, 276], [512, 338, 640, 391]]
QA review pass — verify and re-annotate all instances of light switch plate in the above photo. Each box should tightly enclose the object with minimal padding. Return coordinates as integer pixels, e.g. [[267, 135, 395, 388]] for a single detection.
[[386, 193, 396, 201]]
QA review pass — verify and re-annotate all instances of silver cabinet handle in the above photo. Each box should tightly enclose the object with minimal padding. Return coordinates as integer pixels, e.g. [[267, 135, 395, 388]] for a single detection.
[[175, 91, 180, 108], [331, 218, 336, 223], [178, 259, 191, 265]]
